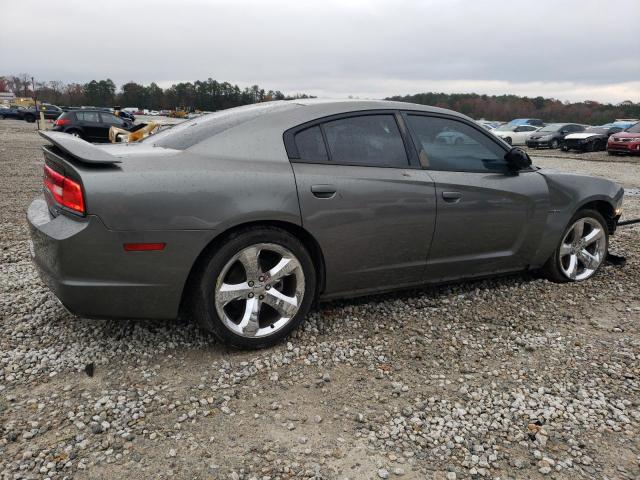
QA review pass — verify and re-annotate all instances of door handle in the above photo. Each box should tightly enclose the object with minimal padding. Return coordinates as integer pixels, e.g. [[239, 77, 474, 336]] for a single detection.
[[442, 191, 462, 202], [311, 184, 337, 198]]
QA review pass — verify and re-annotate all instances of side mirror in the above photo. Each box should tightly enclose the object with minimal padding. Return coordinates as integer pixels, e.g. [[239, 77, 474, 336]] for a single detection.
[[504, 147, 531, 172]]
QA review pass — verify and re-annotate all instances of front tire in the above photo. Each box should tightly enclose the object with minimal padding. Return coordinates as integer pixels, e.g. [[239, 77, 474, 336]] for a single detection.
[[542, 209, 608, 283], [192, 227, 316, 349], [24, 114, 36, 123], [550, 139, 559, 149]]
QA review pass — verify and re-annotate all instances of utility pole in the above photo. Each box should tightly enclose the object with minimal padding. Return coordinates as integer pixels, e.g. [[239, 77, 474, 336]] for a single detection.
[[32, 77, 38, 131]]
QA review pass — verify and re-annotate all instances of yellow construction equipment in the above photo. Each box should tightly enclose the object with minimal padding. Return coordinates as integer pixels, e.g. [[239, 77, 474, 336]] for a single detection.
[[109, 122, 160, 143], [168, 107, 189, 118]]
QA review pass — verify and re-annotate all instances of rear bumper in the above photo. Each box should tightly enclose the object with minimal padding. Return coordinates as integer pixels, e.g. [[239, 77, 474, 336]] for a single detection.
[[27, 196, 212, 320]]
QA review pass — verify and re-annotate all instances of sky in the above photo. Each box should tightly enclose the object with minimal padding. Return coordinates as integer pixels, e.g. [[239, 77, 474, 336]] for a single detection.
[[1, 0, 639, 104]]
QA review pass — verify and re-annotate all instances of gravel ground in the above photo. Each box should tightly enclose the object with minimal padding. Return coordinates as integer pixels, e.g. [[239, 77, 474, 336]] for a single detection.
[[521, 146, 640, 165], [1, 118, 639, 480]]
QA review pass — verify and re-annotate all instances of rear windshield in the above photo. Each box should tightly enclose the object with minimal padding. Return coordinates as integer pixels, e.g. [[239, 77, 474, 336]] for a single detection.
[[146, 101, 300, 150]]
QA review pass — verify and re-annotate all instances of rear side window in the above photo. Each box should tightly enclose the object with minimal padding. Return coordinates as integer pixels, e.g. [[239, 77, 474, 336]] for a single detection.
[[76, 111, 99, 123], [295, 126, 328, 161], [322, 115, 408, 167]]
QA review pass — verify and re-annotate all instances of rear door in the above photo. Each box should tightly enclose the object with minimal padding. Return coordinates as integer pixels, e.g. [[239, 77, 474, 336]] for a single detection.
[[403, 113, 549, 281], [287, 112, 437, 297]]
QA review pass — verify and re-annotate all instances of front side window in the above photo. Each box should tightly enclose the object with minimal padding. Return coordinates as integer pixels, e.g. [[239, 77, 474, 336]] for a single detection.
[[322, 115, 408, 167], [406, 115, 506, 172], [101, 113, 125, 126]]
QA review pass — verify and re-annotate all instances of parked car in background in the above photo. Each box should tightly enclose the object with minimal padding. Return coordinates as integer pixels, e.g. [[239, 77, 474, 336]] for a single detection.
[[506, 118, 545, 127], [27, 100, 624, 349], [0, 105, 27, 120], [117, 110, 136, 122], [22, 104, 63, 123], [475, 120, 502, 131], [493, 124, 539, 145], [51, 109, 134, 142], [526, 123, 584, 149], [607, 122, 640, 155], [562, 123, 630, 152]]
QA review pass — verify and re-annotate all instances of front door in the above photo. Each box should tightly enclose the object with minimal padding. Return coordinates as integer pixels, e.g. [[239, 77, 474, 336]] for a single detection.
[[75, 111, 102, 142], [404, 113, 550, 281], [288, 113, 437, 297]]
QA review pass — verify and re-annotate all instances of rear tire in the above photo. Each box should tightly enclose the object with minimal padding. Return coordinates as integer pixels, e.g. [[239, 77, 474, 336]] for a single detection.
[[191, 227, 316, 349], [541, 209, 608, 283], [550, 139, 559, 149], [24, 114, 36, 123]]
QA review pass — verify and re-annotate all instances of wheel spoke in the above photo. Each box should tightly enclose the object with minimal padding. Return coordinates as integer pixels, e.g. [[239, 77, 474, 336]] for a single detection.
[[566, 254, 578, 279], [215, 282, 251, 306], [578, 249, 599, 270], [263, 288, 298, 318], [237, 246, 262, 280], [238, 297, 260, 336], [583, 227, 603, 246], [572, 220, 584, 240], [559, 243, 572, 256], [267, 257, 298, 282]]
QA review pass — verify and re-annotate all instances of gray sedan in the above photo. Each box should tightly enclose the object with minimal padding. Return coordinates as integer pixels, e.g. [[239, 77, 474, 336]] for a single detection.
[[27, 100, 624, 348]]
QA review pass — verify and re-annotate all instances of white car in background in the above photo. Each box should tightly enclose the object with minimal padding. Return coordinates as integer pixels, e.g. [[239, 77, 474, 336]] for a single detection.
[[493, 124, 540, 145], [476, 120, 502, 131]]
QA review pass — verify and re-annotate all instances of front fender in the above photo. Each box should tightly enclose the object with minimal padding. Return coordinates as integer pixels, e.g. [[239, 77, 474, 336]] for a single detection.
[[530, 170, 623, 266]]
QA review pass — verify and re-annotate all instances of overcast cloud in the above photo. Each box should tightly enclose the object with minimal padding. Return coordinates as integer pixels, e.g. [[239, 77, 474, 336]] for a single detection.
[[1, 0, 639, 103]]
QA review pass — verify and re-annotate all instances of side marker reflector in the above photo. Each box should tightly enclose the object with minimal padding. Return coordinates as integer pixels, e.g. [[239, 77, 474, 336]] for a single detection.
[[123, 242, 166, 252]]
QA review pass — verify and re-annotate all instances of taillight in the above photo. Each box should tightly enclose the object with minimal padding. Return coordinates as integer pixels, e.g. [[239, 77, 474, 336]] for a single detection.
[[43, 164, 85, 214], [54, 118, 71, 127]]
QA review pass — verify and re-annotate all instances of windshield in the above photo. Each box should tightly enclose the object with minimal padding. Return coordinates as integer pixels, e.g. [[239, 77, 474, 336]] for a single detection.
[[145, 101, 300, 150], [626, 122, 640, 133], [584, 127, 607, 134], [538, 124, 562, 133]]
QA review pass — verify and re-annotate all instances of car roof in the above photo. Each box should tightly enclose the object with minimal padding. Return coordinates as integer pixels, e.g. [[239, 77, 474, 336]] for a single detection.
[[289, 98, 459, 115]]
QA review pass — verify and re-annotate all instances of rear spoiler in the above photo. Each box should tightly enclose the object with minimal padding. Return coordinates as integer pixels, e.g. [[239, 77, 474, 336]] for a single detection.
[[39, 131, 122, 164]]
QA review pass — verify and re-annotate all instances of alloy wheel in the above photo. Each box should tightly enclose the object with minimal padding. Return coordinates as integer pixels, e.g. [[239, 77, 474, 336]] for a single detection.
[[214, 243, 305, 338], [558, 217, 607, 281]]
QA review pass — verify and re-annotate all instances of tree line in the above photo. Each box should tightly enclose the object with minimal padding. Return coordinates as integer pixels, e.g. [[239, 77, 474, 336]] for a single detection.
[[1, 73, 638, 124], [0, 74, 314, 111], [386, 92, 639, 125]]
